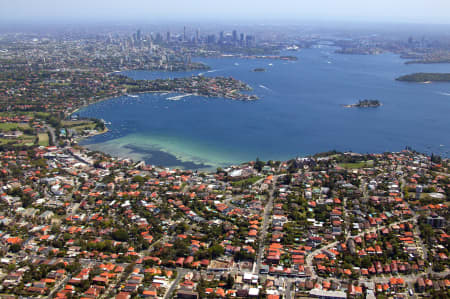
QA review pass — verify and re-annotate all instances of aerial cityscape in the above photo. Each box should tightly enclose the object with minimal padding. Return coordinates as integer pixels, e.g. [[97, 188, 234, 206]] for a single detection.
[[0, 1, 449, 298]]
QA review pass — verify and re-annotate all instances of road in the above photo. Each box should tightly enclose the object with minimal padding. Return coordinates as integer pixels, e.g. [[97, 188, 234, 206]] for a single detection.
[[45, 125, 56, 145], [164, 268, 188, 299], [103, 264, 133, 299], [285, 278, 293, 299], [140, 235, 167, 257], [254, 175, 278, 274], [48, 275, 70, 298]]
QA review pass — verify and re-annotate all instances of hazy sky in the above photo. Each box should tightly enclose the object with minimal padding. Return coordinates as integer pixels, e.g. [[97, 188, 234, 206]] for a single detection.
[[1, 0, 449, 24]]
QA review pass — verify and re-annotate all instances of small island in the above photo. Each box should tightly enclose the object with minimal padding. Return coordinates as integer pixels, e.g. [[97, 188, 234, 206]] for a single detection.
[[253, 68, 266, 72], [396, 73, 450, 83], [344, 99, 381, 108]]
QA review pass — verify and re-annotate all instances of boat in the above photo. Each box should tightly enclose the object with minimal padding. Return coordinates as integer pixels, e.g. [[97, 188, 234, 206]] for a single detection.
[[286, 45, 300, 51], [127, 94, 139, 98]]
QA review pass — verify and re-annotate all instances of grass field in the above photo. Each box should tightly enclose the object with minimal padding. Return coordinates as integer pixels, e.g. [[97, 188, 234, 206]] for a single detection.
[[62, 120, 97, 132], [0, 122, 30, 132], [62, 120, 90, 126], [338, 160, 374, 169], [38, 133, 49, 146], [0, 111, 50, 118]]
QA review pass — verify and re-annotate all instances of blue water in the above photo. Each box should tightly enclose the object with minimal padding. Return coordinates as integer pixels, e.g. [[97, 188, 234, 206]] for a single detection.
[[78, 48, 450, 169]]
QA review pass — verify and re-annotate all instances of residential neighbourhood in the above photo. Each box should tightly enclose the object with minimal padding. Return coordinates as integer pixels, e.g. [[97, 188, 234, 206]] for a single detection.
[[0, 144, 448, 298]]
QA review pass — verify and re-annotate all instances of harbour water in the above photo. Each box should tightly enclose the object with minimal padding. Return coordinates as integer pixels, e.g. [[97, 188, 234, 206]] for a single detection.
[[78, 48, 450, 169]]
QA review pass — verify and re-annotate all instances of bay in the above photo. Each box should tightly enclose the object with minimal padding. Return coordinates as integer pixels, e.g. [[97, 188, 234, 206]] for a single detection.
[[78, 47, 450, 169]]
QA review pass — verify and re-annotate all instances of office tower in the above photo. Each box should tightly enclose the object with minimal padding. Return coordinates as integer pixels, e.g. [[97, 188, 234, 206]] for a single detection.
[[195, 29, 200, 44], [232, 30, 237, 43], [137, 29, 142, 41]]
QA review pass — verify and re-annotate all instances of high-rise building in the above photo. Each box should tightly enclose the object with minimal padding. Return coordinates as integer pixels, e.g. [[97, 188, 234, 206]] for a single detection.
[[183, 26, 186, 42], [195, 29, 200, 44], [155, 33, 163, 43], [240, 33, 245, 46], [207, 34, 216, 44], [219, 31, 224, 44], [166, 31, 171, 42], [232, 30, 237, 43], [137, 29, 142, 41], [245, 35, 255, 47]]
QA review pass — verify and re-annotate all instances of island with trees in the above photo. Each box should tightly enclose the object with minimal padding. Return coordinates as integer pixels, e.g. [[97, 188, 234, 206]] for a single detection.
[[343, 99, 382, 108], [396, 73, 450, 83]]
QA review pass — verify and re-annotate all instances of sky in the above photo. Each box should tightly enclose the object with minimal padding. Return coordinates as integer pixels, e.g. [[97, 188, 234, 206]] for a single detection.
[[1, 0, 449, 24]]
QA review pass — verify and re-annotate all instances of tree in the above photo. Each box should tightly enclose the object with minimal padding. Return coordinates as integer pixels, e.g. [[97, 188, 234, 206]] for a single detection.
[[131, 175, 145, 184], [255, 158, 264, 172], [209, 244, 224, 259], [226, 274, 234, 288], [10, 243, 21, 253], [112, 229, 129, 242]]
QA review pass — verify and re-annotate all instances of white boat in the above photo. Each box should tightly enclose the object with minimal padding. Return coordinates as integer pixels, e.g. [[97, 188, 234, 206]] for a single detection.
[[286, 45, 300, 51]]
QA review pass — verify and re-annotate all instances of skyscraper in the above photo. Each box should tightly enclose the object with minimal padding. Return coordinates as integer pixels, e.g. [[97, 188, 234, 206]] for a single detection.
[[136, 29, 142, 41]]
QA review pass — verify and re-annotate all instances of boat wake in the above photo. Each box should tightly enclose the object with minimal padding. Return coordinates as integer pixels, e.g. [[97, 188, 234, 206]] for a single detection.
[[436, 91, 450, 96], [166, 94, 191, 101], [259, 84, 272, 91], [199, 69, 221, 76]]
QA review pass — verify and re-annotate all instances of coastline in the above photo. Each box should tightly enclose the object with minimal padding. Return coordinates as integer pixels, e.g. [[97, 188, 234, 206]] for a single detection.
[[80, 133, 230, 171], [68, 86, 259, 154], [73, 126, 109, 144], [70, 93, 124, 116]]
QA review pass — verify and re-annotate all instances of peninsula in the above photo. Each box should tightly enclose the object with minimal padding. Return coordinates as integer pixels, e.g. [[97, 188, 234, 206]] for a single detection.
[[396, 73, 450, 83], [344, 99, 382, 108], [118, 75, 258, 101]]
